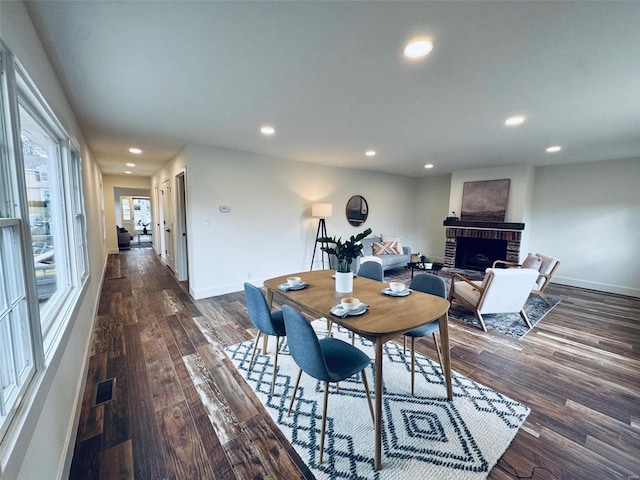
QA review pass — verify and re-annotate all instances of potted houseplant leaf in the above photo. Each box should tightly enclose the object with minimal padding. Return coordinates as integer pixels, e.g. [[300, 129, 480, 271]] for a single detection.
[[318, 227, 372, 293]]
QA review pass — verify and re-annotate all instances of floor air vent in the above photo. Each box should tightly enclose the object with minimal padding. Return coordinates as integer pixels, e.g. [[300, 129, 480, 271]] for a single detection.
[[93, 378, 116, 406]]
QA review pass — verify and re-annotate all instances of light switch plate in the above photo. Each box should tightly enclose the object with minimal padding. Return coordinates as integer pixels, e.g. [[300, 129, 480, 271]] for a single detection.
[[219, 205, 231, 213]]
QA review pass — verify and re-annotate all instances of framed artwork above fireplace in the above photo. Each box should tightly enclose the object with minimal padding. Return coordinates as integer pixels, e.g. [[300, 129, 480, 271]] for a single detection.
[[461, 179, 510, 222]]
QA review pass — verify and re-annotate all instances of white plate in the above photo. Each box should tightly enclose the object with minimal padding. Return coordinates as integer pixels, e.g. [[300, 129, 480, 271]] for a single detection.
[[381, 287, 411, 297], [278, 282, 308, 291], [330, 304, 368, 317]]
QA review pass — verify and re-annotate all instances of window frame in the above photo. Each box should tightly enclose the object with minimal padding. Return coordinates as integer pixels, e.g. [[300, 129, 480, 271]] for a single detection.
[[0, 43, 90, 461]]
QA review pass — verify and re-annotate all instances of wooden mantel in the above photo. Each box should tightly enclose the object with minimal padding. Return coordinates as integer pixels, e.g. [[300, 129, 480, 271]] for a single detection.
[[443, 219, 525, 230]]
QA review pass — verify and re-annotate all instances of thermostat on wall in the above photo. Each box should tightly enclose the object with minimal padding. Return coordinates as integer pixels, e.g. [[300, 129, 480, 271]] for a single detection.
[[219, 205, 231, 213]]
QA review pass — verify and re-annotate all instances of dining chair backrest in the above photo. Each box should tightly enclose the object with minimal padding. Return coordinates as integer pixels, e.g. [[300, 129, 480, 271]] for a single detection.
[[409, 274, 447, 298], [244, 282, 281, 336], [358, 261, 384, 282], [282, 305, 331, 381]]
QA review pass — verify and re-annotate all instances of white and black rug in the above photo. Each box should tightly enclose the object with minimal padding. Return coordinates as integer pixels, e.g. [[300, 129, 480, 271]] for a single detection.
[[385, 268, 561, 338], [222, 321, 530, 480]]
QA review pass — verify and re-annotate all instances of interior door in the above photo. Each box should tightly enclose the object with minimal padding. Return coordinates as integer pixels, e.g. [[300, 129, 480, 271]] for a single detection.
[[161, 179, 175, 272]]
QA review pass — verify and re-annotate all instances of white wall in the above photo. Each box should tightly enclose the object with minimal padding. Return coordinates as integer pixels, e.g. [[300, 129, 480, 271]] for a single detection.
[[175, 145, 418, 299], [0, 2, 107, 479], [414, 174, 452, 262], [530, 157, 640, 297]]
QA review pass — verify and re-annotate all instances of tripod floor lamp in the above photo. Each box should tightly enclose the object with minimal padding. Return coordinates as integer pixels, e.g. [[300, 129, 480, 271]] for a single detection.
[[310, 203, 332, 271]]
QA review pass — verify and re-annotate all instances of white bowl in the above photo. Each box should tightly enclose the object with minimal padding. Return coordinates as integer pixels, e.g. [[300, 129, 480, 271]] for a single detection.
[[287, 276, 302, 287], [341, 297, 361, 311], [389, 282, 405, 293]]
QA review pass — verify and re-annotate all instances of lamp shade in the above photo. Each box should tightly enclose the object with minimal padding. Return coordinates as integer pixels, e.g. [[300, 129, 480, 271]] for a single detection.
[[311, 203, 333, 218]]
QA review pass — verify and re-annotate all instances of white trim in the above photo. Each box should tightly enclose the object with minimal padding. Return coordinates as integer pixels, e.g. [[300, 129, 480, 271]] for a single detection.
[[552, 276, 639, 298]]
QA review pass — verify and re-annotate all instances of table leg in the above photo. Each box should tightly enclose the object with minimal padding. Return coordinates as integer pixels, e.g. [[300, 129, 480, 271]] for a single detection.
[[374, 338, 383, 470], [438, 313, 453, 400], [266, 288, 274, 309]]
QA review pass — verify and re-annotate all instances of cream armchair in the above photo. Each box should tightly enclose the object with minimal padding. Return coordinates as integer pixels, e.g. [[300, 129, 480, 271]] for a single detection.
[[493, 253, 560, 306], [448, 268, 539, 332]]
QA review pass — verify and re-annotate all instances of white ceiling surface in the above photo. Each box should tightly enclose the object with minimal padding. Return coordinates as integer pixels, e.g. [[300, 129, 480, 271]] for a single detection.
[[25, 1, 640, 178]]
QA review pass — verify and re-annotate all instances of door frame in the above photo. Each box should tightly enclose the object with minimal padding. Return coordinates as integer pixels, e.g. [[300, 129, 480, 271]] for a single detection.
[[175, 170, 189, 282]]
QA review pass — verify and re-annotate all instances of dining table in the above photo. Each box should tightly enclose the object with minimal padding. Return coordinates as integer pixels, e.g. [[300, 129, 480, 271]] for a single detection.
[[263, 269, 452, 470]]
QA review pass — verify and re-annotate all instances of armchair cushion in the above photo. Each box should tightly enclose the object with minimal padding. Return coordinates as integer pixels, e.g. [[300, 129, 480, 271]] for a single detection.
[[521, 253, 542, 270], [478, 268, 539, 313], [535, 253, 560, 290]]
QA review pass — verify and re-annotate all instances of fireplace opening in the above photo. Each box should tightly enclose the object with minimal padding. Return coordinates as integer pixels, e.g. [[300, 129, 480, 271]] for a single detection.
[[455, 237, 507, 271]]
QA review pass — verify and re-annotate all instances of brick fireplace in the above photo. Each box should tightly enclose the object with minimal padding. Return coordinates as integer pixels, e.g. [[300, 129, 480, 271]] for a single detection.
[[443, 220, 524, 271]]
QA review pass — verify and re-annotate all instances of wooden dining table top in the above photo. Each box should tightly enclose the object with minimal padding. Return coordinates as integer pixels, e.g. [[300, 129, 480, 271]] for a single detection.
[[263, 270, 450, 341]]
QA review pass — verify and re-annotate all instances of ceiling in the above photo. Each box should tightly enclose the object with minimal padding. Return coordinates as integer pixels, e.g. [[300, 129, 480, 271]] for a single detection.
[[24, 1, 640, 178]]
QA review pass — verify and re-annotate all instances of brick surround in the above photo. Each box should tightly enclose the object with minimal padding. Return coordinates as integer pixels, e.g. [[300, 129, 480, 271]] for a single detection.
[[444, 226, 522, 268]]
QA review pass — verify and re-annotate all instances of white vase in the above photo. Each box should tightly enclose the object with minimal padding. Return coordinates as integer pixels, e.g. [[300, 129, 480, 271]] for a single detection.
[[335, 271, 354, 293]]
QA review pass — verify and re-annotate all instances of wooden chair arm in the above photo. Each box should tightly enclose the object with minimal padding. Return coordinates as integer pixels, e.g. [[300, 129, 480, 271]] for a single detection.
[[451, 273, 484, 292], [492, 259, 520, 268]]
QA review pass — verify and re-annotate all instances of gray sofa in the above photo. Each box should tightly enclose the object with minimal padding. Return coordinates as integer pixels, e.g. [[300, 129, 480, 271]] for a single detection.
[[117, 226, 132, 250], [353, 236, 411, 273]]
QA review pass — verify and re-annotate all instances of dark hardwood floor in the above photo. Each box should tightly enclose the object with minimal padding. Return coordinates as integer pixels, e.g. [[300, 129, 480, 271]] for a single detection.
[[69, 248, 640, 479]]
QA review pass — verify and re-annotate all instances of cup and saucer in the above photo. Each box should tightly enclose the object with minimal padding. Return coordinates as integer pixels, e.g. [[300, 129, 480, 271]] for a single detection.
[[278, 276, 309, 291], [330, 297, 368, 317], [381, 281, 411, 297]]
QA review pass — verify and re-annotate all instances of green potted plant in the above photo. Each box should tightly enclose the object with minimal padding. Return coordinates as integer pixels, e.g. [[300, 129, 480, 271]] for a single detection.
[[420, 255, 433, 269], [318, 228, 372, 292]]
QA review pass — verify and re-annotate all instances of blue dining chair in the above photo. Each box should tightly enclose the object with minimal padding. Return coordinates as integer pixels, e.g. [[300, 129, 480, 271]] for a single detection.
[[357, 260, 383, 282], [403, 274, 447, 396], [282, 305, 374, 464], [244, 282, 286, 396]]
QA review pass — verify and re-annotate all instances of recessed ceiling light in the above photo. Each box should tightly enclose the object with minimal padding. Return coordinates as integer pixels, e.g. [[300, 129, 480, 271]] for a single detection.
[[126, 162, 136, 167], [424, 164, 434, 169], [505, 116, 525, 127], [129, 147, 142, 154], [260, 125, 275, 135], [365, 150, 376, 157], [404, 39, 434, 58], [546, 145, 562, 153], [124, 171, 132, 174]]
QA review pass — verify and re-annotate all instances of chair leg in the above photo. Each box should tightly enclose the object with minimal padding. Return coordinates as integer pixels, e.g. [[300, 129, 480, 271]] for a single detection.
[[319, 382, 329, 464], [520, 309, 533, 329], [287, 369, 303, 416], [248, 331, 262, 371], [432, 333, 443, 369], [411, 337, 416, 396], [271, 336, 280, 397], [351, 333, 355, 346], [262, 333, 269, 354], [361, 370, 374, 424], [403, 336, 406, 354], [475, 311, 488, 331], [536, 291, 553, 307], [327, 319, 333, 335]]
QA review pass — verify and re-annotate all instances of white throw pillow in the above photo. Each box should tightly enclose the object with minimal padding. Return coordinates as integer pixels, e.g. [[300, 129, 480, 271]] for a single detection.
[[381, 234, 403, 254]]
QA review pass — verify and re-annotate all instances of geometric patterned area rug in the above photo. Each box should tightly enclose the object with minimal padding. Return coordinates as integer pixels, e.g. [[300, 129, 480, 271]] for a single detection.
[[448, 294, 561, 338], [223, 320, 530, 479], [384, 269, 561, 339]]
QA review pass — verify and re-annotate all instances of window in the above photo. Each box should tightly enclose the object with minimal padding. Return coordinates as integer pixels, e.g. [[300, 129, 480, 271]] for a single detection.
[[0, 46, 89, 449]]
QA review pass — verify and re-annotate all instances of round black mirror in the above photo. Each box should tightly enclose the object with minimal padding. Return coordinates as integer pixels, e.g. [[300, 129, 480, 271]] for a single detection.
[[346, 195, 368, 226]]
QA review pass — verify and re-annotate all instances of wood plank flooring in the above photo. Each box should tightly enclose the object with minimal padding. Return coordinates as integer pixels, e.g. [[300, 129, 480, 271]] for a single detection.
[[69, 248, 640, 479]]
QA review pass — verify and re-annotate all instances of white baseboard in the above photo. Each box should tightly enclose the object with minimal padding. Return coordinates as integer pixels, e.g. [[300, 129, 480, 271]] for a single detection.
[[553, 275, 639, 298]]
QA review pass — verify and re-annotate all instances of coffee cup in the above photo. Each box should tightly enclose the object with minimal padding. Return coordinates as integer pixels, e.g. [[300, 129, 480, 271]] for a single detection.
[[287, 276, 302, 287], [389, 282, 405, 293], [341, 297, 361, 311]]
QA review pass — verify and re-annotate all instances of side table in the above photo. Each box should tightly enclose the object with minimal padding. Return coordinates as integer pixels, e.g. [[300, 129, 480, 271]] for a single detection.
[[407, 261, 443, 279]]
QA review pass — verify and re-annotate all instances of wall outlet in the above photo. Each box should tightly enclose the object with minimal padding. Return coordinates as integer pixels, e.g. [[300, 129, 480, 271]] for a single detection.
[[247, 272, 252, 279], [203, 217, 210, 226]]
